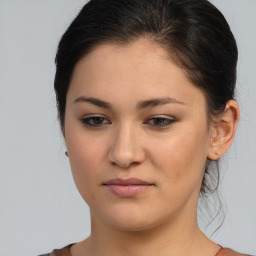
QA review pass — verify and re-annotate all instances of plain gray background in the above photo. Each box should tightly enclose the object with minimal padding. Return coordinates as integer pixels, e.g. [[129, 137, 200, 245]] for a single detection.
[[0, 1, 255, 255]]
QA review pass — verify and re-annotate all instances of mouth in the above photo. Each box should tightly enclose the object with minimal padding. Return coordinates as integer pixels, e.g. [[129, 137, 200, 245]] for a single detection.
[[103, 178, 154, 197]]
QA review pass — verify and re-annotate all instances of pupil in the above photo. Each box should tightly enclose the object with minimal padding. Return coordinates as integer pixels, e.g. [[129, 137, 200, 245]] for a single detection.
[[93, 117, 103, 124], [154, 118, 165, 125]]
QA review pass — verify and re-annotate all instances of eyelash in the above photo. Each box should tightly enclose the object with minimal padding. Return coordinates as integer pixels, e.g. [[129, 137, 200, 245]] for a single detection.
[[80, 115, 111, 127], [80, 115, 175, 128], [144, 116, 175, 127]]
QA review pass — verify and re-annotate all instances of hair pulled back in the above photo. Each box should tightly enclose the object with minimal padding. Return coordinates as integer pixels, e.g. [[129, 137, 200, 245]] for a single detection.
[[54, 0, 238, 218]]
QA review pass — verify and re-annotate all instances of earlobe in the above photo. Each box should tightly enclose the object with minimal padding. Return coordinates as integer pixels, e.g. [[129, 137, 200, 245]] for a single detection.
[[207, 100, 239, 160]]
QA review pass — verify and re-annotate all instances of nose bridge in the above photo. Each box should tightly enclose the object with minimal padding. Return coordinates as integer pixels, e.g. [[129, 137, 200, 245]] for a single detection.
[[108, 121, 144, 168]]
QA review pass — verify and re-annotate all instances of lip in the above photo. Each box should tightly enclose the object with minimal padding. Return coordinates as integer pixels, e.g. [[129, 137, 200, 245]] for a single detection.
[[104, 178, 152, 185], [103, 178, 154, 197]]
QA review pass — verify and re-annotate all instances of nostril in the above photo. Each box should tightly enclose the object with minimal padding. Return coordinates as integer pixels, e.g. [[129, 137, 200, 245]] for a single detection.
[[107, 131, 146, 168], [110, 159, 141, 169], [110, 161, 130, 169]]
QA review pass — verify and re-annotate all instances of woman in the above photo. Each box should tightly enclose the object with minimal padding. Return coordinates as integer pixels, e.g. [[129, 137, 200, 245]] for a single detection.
[[40, 0, 251, 255]]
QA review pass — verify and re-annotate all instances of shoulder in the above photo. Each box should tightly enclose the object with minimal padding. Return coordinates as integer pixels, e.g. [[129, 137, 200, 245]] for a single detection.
[[38, 244, 254, 256], [38, 244, 74, 256], [218, 247, 253, 256]]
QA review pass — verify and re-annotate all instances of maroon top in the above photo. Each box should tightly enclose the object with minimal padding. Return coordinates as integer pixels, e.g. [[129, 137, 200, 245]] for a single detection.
[[39, 244, 252, 256]]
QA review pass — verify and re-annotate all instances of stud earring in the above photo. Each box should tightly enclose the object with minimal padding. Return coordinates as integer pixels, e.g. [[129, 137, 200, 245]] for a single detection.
[[65, 151, 69, 157]]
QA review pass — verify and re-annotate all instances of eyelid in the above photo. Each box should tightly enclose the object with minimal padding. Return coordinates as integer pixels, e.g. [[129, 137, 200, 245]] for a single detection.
[[80, 114, 111, 127], [144, 115, 176, 127], [82, 114, 108, 118], [80, 114, 175, 128]]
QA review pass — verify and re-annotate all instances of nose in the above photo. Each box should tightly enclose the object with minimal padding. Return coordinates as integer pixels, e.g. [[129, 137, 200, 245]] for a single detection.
[[107, 124, 146, 168]]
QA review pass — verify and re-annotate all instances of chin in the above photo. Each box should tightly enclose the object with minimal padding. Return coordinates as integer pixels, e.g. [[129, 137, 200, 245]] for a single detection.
[[109, 217, 157, 232], [95, 205, 165, 232]]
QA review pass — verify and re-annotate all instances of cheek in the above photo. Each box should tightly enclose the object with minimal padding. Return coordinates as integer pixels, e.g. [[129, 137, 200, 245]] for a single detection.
[[65, 129, 108, 202], [149, 125, 209, 189], [146, 130, 208, 214]]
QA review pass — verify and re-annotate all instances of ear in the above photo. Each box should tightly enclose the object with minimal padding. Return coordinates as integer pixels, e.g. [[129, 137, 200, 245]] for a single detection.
[[207, 100, 239, 160]]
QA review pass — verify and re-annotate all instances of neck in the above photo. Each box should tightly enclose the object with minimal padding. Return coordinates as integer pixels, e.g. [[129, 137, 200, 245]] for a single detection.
[[77, 209, 218, 256]]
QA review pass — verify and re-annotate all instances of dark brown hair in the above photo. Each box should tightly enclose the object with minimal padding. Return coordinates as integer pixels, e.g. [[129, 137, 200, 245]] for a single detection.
[[54, 0, 238, 226]]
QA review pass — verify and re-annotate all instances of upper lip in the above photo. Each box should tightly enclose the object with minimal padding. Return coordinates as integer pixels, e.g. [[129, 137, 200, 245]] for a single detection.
[[104, 178, 152, 185]]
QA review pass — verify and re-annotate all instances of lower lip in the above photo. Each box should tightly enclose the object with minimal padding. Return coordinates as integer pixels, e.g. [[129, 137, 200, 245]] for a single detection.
[[105, 184, 152, 197]]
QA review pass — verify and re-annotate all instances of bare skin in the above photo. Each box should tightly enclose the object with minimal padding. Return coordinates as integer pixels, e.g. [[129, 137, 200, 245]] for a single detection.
[[64, 38, 239, 256]]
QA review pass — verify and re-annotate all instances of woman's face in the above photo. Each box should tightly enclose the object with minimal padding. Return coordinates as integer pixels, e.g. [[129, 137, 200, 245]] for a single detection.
[[64, 38, 213, 231]]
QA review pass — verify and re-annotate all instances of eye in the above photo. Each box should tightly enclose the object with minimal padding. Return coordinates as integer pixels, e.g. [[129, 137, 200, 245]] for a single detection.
[[80, 115, 111, 127], [144, 116, 175, 127]]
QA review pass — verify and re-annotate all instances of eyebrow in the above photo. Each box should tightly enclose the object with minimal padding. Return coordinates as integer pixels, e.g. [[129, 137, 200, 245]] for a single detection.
[[73, 97, 111, 108], [137, 97, 185, 109], [73, 96, 185, 109]]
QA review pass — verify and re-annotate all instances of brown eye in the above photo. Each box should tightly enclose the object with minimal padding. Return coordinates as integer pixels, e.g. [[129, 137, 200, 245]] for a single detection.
[[145, 116, 175, 127], [81, 115, 111, 127]]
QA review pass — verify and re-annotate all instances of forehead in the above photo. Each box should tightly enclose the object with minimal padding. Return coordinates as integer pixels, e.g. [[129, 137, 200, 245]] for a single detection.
[[68, 38, 206, 109], [72, 38, 171, 82]]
